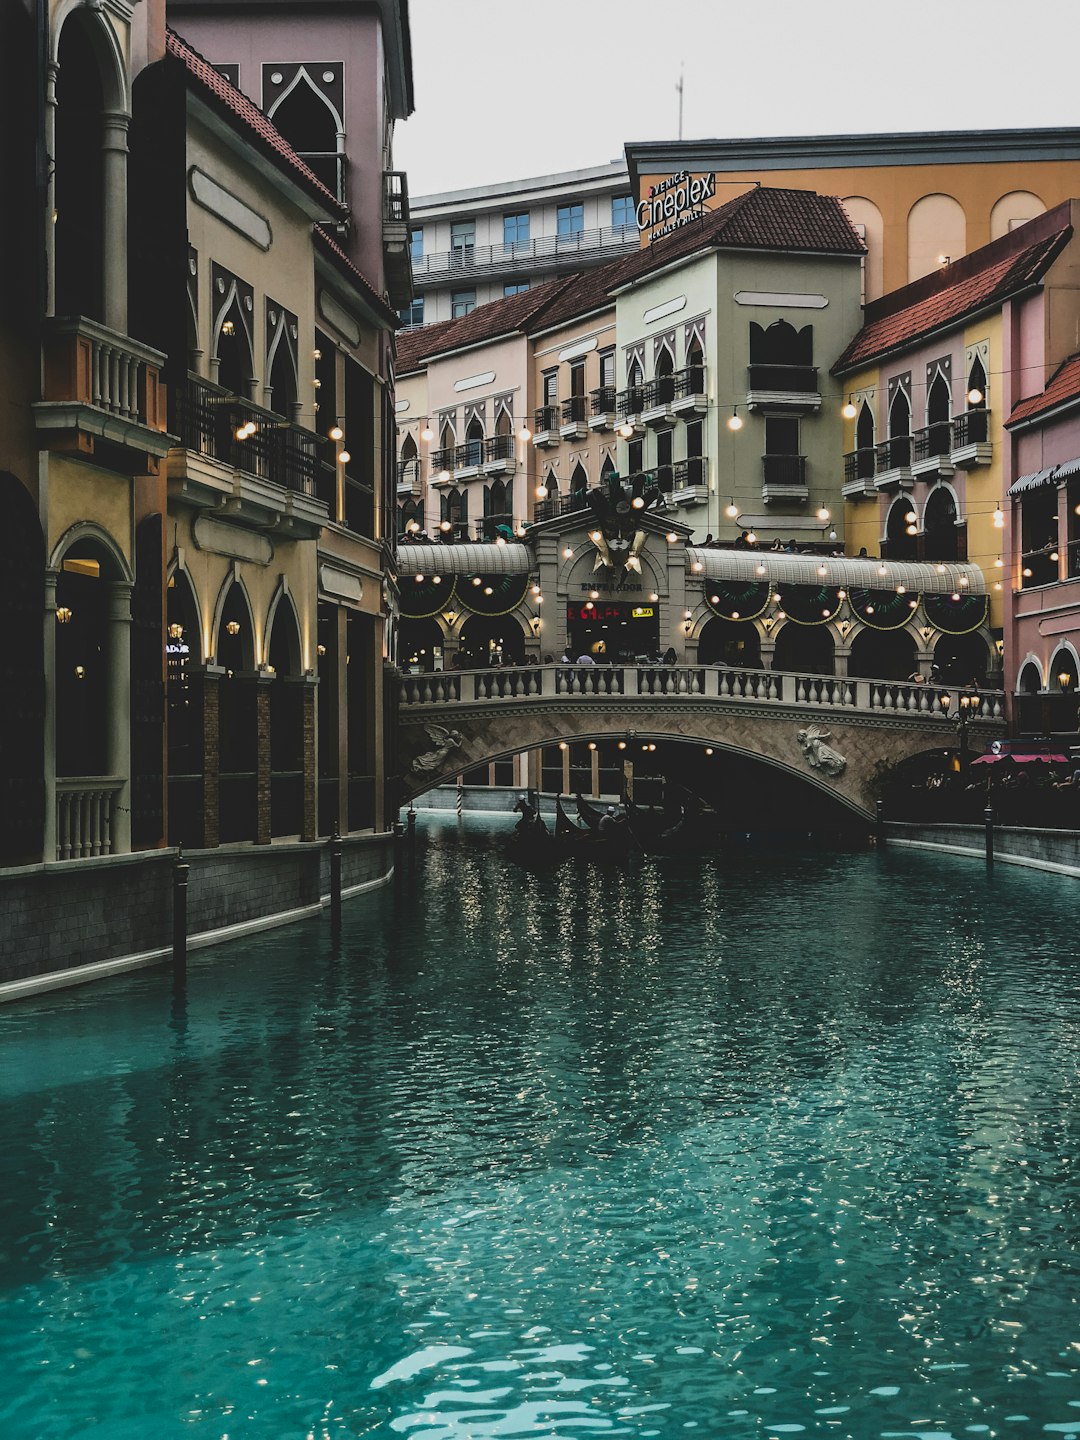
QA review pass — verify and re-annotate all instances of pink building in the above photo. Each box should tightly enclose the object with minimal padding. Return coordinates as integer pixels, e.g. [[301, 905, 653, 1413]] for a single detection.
[[1006, 356, 1080, 735]]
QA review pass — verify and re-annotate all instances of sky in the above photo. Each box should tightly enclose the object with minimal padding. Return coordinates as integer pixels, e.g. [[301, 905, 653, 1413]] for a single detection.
[[395, 0, 1080, 198]]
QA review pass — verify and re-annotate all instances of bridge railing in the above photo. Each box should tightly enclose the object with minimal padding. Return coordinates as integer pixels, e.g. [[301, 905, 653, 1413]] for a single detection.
[[398, 664, 1006, 720]]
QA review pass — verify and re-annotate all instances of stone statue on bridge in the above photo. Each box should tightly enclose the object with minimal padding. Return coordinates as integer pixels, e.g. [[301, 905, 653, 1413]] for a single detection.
[[410, 723, 463, 775], [796, 726, 847, 778]]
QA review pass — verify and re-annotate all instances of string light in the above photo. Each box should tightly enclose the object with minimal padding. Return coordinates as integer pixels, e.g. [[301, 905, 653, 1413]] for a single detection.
[[727, 407, 743, 431]]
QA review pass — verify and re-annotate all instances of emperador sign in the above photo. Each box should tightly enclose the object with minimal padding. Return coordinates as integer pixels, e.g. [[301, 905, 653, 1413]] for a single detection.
[[636, 171, 715, 244]]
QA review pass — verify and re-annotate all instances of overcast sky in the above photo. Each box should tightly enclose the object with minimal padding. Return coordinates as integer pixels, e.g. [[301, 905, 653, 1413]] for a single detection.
[[395, 0, 1079, 198]]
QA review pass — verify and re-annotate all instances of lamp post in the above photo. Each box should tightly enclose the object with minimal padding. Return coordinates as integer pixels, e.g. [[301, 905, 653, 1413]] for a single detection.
[[941, 691, 980, 768]]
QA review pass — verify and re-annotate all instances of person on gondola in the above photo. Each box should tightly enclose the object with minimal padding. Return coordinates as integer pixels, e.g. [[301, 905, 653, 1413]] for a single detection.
[[514, 794, 547, 835], [598, 805, 621, 836]]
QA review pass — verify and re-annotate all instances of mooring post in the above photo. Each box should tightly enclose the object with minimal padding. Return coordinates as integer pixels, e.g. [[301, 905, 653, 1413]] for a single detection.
[[875, 799, 885, 846], [172, 845, 189, 976], [330, 820, 343, 928], [984, 804, 994, 867], [407, 805, 416, 850], [456, 779, 464, 820]]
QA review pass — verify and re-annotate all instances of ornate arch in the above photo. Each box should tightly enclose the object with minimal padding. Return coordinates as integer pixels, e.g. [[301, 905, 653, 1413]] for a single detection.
[[52, 1, 129, 111], [210, 565, 257, 669], [49, 520, 133, 583], [265, 578, 303, 674]]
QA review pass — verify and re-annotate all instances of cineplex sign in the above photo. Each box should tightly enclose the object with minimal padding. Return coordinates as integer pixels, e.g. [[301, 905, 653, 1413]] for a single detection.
[[636, 171, 716, 243]]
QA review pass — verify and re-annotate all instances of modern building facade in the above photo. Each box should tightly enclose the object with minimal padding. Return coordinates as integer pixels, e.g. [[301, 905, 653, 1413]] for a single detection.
[[626, 129, 1080, 301], [406, 162, 637, 327]]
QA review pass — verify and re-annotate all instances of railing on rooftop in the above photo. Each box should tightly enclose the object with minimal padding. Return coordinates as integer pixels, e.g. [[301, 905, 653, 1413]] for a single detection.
[[411, 223, 638, 286]]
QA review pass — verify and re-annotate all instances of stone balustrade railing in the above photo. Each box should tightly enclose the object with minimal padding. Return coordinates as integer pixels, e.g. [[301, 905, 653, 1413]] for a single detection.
[[55, 777, 125, 861], [398, 664, 1005, 720]]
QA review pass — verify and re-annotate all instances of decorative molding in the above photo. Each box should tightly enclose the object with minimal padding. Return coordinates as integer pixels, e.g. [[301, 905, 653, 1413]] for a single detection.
[[643, 295, 686, 325], [193, 515, 274, 566], [317, 288, 361, 347], [318, 564, 363, 604], [734, 291, 828, 309], [395, 399, 411, 413], [558, 336, 598, 363], [189, 167, 272, 251], [454, 371, 496, 393]]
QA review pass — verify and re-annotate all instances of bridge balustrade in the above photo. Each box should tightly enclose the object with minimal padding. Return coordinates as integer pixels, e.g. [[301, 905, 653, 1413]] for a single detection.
[[398, 664, 1005, 720]]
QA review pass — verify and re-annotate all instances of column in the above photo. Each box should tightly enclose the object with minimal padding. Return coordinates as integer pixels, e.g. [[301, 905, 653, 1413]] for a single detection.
[[106, 580, 133, 854], [101, 112, 130, 336], [44, 62, 59, 316], [201, 666, 222, 848], [302, 677, 317, 842], [43, 570, 59, 860], [256, 675, 272, 845]]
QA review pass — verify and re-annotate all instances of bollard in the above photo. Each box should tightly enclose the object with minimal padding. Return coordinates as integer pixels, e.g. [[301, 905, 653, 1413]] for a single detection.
[[330, 821, 342, 928], [172, 846, 189, 976], [456, 780, 463, 820], [875, 799, 885, 847], [407, 807, 416, 849], [984, 805, 994, 867]]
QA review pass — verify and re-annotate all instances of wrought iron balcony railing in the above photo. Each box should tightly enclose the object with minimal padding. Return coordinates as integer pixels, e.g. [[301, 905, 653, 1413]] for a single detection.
[[671, 456, 708, 489], [747, 363, 818, 393], [844, 447, 877, 483], [590, 386, 617, 415], [534, 405, 559, 433], [762, 453, 807, 486], [911, 421, 953, 462], [173, 377, 329, 496], [952, 409, 990, 447], [876, 435, 912, 471], [561, 395, 588, 424]]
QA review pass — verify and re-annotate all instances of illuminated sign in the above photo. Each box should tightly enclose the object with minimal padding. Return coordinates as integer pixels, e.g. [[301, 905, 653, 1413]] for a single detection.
[[569, 603, 655, 623], [631, 607, 655, 618], [636, 171, 715, 243]]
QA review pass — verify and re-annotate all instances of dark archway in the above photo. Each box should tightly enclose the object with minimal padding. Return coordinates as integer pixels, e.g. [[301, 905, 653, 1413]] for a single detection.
[[131, 514, 165, 849], [934, 632, 989, 687], [216, 296, 254, 400], [885, 497, 918, 561], [216, 583, 257, 842], [698, 616, 761, 668], [459, 615, 525, 668], [269, 332, 298, 420], [773, 621, 835, 675], [399, 616, 444, 672], [923, 487, 958, 561], [166, 568, 202, 847], [0, 475, 44, 864], [269, 76, 340, 197], [268, 597, 304, 837], [926, 371, 951, 454], [848, 626, 916, 681]]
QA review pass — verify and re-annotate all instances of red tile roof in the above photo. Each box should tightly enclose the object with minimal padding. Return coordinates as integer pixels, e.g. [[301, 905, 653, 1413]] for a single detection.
[[314, 226, 399, 328], [166, 28, 347, 220], [1007, 353, 1080, 427], [834, 209, 1073, 374], [401, 187, 864, 365], [396, 318, 461, 373]]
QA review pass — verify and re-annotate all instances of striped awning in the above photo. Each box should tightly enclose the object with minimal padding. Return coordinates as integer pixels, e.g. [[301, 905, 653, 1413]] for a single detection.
[[684, 548, 987, 596], [395, 542, 534, 576], [1008, 457, 1080, 496]]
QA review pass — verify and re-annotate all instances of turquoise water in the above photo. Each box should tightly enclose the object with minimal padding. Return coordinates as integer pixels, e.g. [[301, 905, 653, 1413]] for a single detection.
[[2, 817, 1079, 1439]]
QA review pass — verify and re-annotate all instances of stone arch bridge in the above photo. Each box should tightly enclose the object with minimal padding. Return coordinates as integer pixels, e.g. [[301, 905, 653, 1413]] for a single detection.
[[398, 663, 1005, 821]]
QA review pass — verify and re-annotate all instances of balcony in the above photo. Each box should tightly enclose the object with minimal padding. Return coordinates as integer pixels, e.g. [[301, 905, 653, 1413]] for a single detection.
[[383, 170, 413, 309], [397, 456, 422, 495], [639, 376, 676, 428], [761, 453, 808, 503], [482, 433, 516, 475], [911, 421, 954, 479], [951, 408, 992, 468], [533, 405, 559, 448], [616, 385, 646, 433], [35, 316, 173, 469], [560, 394, 588, 441], [746, 363, 821, 413], [873, 435, 913, 491], [842, 447, 877, 499], [1020, 545, 1060, 589], [670, 455, 709, 506], [169, 376, 331, 538], [671, 365, 707, 417], [534, 491, 588, 523], [588, 386, 617, 432], [410, 222, 638, 289]]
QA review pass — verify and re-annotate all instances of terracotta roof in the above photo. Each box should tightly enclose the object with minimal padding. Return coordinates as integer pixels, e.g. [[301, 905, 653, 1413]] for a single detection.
[[396, 318, 460, 373], [1007, 353, 1080, 427], [396, 278, 574, 366], [834, 211, 1073, 374], [313, 226, 399, 328], [166, 28, 347, 219]]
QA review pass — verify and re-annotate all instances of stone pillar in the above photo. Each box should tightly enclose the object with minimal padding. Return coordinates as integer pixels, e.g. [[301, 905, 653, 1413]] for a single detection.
[[101, 112, 130, 336], [302, 677, 317, 842], [761, 641, 777, 670], [44, 62, 59, 317], [43, 570, 59, 860], [590, 745, 600, 798], [201, 667, 222, 848], [255, 675, 272, 845], [106, 580, 133, 854], [834, 647, 850, 678]]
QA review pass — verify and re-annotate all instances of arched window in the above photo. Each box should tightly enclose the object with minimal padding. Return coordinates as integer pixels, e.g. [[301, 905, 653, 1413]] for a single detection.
[[268, 74, 341, 199], [749, 320, 814, 390], [400, 432, 417, 463], [1018, 660, 1042, 694], [443, 487, 467, 538], [923, 487, 959, 561], [686, 336, 705, 392], [627, 356, 644, 411], [855, 401, 875, 478], [399, 496, 424, 536], [887, 386, 912, 467], [600, 455, 615, 483], [465, 414, 484, 467], [268, 597, 304, 837], [655, 344, 675, 402], [484, 480, 510, 538], [963, 357, 989, 444], [216, 296, 254, 400], [571, 462, 589, 497], [885, 497, 918, 561], [925, 371, 951, 456], [268, 331, 298, 421]]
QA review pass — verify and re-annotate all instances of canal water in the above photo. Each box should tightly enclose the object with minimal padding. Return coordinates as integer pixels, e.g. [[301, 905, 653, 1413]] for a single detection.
[[2, 815, 1079, 1439]]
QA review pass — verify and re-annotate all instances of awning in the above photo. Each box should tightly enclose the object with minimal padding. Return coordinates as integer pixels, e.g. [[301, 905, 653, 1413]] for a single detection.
[[971, 752, 1068, 765], [684, 549, 987, 596], [395, 542, 534, 576], [1007, 457, 1080, 496]]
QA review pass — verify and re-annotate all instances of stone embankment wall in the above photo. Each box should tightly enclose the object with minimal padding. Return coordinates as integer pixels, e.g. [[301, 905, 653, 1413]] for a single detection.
[[0, 834, 395, 1001], [885, 822, 1080, 877]]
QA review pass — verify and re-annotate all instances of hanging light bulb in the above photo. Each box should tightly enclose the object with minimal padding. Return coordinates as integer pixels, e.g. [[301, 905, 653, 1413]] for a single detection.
[[817, 506, 830, 523], [992, 507, 1005, 528], [745, 530, 757, 545], [518, 424, 531, 442], [420, 425, 433, 442], [329, 424, 344, 441], [727, 407, 743, 431], [725, 500, 739, 519], [967, 387, 984, 406], [535, 484, 549, 499], [338, 449, 351, 465], [618, 421, 636, 438], [841, 397, 857, 420]]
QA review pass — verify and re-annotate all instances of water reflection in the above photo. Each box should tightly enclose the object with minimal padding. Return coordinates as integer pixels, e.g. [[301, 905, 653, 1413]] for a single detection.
[[0, 818, 1078, 1438]]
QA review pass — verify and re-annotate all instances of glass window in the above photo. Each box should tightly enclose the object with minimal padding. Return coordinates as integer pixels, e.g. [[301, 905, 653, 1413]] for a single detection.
[[557, 203, 584, 237], [542, 370, 558, 406], [451, 220, 475, 254], [451, 290, 475, 319], [611, 195, 634, 230], [765, 416, 800, 455], [599, 350, 615, 388], [410, 227, 423, 261], [503, 282, 530, 297], [503, 212, 529, 246], [399, 296, 424, 327]]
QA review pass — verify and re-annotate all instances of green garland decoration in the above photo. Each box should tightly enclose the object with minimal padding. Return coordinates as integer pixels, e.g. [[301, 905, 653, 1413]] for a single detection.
[[704, 579, 771, 623], [923, 592, 989, 636], [458, 572, 534, 618], [849, 587, 921, 631], [773, 583, 845, 626], [400, 575, 457, 619]]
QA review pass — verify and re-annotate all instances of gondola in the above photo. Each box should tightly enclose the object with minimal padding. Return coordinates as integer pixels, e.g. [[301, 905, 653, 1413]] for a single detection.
[[505, 796, 562, 869], [556, 794, 639, 862]]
